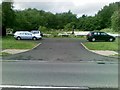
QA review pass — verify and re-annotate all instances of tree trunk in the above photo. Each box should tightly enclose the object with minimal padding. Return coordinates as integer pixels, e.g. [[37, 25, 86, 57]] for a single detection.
[[0, 26, 2, 36], [2, 26, 6, 36]]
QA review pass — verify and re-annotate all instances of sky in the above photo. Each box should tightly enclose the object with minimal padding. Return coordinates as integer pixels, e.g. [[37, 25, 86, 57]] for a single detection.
[[7, 0, 120, 17]]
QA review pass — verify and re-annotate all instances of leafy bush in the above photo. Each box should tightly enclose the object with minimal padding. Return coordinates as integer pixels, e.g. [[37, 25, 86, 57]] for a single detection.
[[38, 26, 48, 32], [100, 28, 118, 33]]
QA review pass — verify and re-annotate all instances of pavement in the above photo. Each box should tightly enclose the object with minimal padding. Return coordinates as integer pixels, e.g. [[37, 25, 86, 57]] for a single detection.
[[2, 61, 118, 88], [90, 50, 118, 56], [2, 38, 118, 62], [1, 49, 30, 54]]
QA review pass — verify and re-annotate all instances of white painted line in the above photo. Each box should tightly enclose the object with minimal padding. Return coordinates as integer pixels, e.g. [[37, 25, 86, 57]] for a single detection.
[[0, 60, 47, 62], [31, 43, 42, 50], [0, 85, 89, 89], [81, 43, 89, 51]]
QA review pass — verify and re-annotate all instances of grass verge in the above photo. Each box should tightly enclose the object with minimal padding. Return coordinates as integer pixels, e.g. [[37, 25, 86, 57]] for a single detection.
[[0, 52, 11, 56], [83, 38, 119, 51], [2, 36, 38, 49]]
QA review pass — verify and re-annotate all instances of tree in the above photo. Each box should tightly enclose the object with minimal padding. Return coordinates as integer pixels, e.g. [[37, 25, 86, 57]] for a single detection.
[[111, 10, 120, 32], [0, 4, 2, 36], [14, 8, 41, 31], [77, 16, 96, 31], [55, 10, 77, 29], [111, 2, 120, 32], [2, 1, 15, 36], [5, 1, 119, 33], [64, 22, 76, 31], [97, 2, 119, 29]]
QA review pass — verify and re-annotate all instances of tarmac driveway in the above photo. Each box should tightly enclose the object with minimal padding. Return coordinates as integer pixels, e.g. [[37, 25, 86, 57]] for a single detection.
[[2, 38, 118, 62]]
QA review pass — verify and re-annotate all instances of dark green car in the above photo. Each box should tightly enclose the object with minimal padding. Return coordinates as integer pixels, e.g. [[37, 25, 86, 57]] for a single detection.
[[87, 31, 116, 42]]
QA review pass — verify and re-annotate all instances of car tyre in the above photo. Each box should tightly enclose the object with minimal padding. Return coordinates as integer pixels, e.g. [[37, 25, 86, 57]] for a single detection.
[[109, 38, 113, 42], [33, 37, 37, 40], [92, 38, 96, 42], [17, 37, 21, 40]]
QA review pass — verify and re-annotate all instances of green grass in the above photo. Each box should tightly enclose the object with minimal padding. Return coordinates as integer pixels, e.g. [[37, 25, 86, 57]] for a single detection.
[[83, 38, 119, 51], [0, 52, 11, 56], [2, 36, 38, 49]]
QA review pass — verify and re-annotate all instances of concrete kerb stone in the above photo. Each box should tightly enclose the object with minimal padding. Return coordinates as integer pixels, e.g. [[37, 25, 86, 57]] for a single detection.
[[81, 43, 118, 56], [31, 43, 41, 50], [81, 43, 90, 51]]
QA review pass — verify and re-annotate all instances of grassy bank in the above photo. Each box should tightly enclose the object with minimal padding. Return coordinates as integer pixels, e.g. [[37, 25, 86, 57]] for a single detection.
[[83, 38, 119, 51], [2, 36, 38, 49], [100, 28, 118, 34]]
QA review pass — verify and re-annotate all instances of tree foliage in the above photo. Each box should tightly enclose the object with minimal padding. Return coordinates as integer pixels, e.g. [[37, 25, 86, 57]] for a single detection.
[[14, 9, 77, 31], [64, 22, 76, 31], [2, 1, 120, 34], [111, 10, 120, 32], [0, 4, 1, 36], [97, 2, 119, 28], [2, 1, 15, 36]]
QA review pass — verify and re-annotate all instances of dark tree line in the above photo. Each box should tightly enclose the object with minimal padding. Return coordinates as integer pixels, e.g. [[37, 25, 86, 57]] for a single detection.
[[14, 9, 78, 31], [1, 1, 120, 36], [2, 2, 15, 36]]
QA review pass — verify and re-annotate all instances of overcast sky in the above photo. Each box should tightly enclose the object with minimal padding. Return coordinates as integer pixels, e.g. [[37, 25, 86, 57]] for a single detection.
[[13, 0, 119, 17]]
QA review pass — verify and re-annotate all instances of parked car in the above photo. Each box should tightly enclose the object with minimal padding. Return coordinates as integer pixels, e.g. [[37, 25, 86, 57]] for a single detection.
[[31, 30, 43, 37], [14, 31, 42, 40], [86, 31, 115, 42]]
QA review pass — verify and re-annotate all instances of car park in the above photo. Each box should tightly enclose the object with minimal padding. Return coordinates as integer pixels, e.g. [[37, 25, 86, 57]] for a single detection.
[[14, 31, 42, 40], [86, 31, 115, 42]]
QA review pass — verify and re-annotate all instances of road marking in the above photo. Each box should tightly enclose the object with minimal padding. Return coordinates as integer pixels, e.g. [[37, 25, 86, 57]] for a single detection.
[[31, 43, 42, 50], [81, 43, 89, 51], [1, 60, 48, 62], [0, 85, 89, 89]]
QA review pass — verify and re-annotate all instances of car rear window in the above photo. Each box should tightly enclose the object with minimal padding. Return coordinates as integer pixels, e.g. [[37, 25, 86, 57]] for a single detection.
[[19, 33, 24, 35], [100, 32, 107, 35], [93, 32, 97, 35], [32, 31, 39, 34]]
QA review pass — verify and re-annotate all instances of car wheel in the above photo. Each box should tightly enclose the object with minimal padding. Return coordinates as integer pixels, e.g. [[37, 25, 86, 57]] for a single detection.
[[33, 37, 37, 40], [109, 38, 113, 42], [17, 37, 21, 40], [92, 38, 96, 42]]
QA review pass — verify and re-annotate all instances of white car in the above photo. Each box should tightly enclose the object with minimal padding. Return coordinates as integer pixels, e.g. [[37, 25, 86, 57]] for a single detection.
[[14, 31, 42, 40], [31, 30, 43, 37]]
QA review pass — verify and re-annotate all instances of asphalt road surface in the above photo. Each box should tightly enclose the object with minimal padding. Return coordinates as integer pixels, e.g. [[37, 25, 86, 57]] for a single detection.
[[2, 61, 118, 88], [2, 38, 118, 61]]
